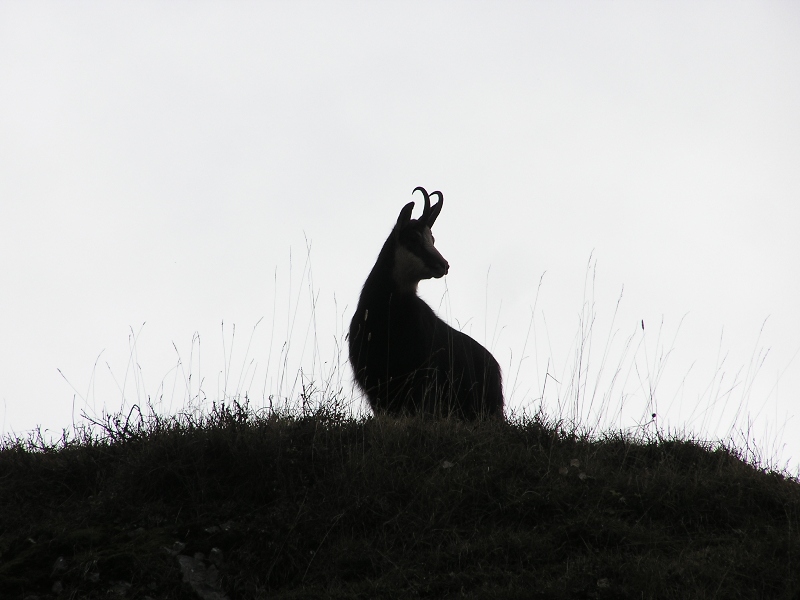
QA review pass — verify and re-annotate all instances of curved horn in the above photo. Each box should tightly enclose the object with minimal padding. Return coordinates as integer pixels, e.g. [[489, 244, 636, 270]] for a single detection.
[[413, 187, 444, 227], [412, 186, 431, 216], [426, 190, 443, 228]]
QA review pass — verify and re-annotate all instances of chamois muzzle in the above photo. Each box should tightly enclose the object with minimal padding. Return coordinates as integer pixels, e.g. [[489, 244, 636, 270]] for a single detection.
[[428, 249, 449, 278]]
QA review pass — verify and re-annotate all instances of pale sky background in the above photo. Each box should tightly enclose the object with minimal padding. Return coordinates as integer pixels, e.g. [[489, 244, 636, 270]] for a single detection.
[[1, 2, 798, 471]]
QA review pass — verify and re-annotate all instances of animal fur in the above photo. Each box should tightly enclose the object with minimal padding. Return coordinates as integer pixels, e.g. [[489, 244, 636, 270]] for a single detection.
[[348, 187, 503, 419]]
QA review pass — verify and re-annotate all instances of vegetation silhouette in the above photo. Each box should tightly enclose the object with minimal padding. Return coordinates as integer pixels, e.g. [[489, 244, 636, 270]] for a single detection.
[[2, 399, 799, 599]]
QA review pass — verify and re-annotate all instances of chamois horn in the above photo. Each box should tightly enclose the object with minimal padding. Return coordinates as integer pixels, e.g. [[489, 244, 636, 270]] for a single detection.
[[412, 186, 443, 228]]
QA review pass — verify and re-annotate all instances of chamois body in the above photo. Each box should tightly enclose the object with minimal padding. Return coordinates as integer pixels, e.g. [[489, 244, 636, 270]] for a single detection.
[[349, 188, 503, 419]]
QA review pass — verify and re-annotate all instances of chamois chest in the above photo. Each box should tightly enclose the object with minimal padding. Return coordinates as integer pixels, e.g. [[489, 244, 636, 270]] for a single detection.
[[350, 290, 434, 375]]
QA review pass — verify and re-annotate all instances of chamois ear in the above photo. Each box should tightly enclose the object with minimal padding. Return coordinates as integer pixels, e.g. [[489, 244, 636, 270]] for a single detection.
[[396, 201, 415, 229]]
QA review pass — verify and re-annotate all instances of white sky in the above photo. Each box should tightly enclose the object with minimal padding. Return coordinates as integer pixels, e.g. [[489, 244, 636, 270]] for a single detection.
[[1, 2, 798, 470]]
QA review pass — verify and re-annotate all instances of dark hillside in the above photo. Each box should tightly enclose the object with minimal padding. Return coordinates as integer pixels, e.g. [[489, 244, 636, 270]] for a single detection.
[[1, 404, 799, 599]]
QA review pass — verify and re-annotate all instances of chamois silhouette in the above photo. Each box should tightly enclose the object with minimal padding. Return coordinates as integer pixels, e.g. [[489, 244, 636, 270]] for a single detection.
[[348, 187, 503, 419]]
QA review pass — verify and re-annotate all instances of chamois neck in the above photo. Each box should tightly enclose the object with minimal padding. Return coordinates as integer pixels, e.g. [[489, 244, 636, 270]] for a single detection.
[[363, 238, 420, 299], [363, 257, 419, 298]]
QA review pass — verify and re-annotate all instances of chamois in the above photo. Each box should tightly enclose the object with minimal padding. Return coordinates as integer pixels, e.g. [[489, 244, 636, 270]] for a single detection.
[[348, 187, 503, 419]]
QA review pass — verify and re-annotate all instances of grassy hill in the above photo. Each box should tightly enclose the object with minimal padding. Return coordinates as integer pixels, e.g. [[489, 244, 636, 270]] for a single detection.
[[1, 401, 799, 599]]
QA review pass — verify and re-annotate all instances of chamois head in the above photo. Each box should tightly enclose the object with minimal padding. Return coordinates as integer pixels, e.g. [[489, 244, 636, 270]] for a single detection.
[[391, 187, 449, 293]]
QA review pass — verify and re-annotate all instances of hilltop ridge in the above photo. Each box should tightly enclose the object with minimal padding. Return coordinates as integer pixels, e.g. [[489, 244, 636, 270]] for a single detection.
[[1, 403, 799, 599]]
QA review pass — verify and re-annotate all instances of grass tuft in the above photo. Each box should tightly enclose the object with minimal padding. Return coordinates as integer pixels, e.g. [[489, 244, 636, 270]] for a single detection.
[[1, 400, 799, 599]]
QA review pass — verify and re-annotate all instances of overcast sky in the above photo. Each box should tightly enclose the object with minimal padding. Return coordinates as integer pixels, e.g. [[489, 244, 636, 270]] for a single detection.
[[1, 2, 798, 470]]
